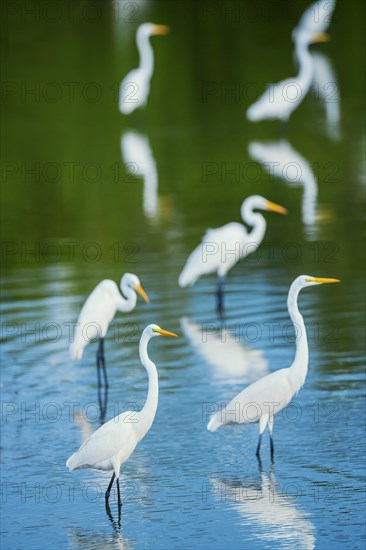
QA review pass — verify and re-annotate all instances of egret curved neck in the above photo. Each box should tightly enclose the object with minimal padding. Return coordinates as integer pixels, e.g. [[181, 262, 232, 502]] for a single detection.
[[137, 31, 154, 78], [287, 284, 309, 386], [241, 203, 266, 248], [118, 280, 137, 312], [139, 334, 159, 432], [295, 39, 314, 91]]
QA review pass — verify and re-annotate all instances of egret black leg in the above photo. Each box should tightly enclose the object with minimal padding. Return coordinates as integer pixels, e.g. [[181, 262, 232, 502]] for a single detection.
[[105, 473, 115, 504], [96, 347, 102, 387], [99, 384, 108, 425], [98, 338, 109, 389], [268, 417, 274, 462], [216, 277, 225, 314], [256, 433, 263, 458], [116, 478, 122, 508], [270, 435, 274, 462]]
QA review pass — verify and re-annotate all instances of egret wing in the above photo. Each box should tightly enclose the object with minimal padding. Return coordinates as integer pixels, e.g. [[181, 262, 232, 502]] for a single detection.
[[67, 411, 138, 469], [209, 369, 295, 430], [179, 223, 247, 286]]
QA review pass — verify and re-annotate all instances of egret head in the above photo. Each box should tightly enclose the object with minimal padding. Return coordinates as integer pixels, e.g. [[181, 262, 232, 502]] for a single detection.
[[242, 195, 288, 216], [144, 324, 178, 338], [292, 28, 330, 46], [122, 273, 150, 303], [297, 275, 341, 289], [138, 23, 170, 37]]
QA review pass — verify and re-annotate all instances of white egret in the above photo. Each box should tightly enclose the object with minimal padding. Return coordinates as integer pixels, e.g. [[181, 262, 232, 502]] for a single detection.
[[207, 275, 340, 458], [178, 195, 287, 310], [248, 140, 318, 239], [119, 23, 169, 115], [70, 273, 149, 389], [66, 324, 178, 509], [246, 30, 329, 124], [247, 0, 336, 124]]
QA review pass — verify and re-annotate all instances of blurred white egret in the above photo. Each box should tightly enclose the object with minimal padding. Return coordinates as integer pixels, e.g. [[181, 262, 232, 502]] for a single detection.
[[293, 0, 336, 39], [248, 140, 318, 239], [66, 324, 178, 509], [178, 195, 287, 310], [121, 131, 158, 220], [247, 0, 335, 124], [181, 317, 268, 385], [292, 0, 338, 138], [119, 23, 169, 114], [207, 275, 340, 458], [247, 31, 329, 124], [70, 273, 149, 388]]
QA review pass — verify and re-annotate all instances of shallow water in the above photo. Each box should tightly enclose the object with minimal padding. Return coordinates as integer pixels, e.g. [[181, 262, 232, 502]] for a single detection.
[[1, 1, 365, 549]]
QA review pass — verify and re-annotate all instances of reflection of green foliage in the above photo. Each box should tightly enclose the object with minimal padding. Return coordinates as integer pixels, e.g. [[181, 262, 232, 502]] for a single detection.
[[1, 0, 365, 275]]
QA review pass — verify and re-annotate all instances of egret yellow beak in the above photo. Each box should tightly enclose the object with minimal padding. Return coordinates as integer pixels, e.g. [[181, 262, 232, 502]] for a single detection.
[[153, 328, 179, 337], [153, 24, 170, 35], [313, 32, 330, 42], [306, 277, 341, 284], [265, 200, 288, 215], [136, 285, 150, 303]]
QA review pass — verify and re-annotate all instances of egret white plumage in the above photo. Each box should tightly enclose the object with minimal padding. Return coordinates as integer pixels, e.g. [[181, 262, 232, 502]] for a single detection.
[[70, 273, 149, 388], [207, 275, 340, 459], [66, 324, 178, 509], [247, 0, 335, 124], [293, 0, 336, 40], [119, 23, 169, 114], [178, 195, 287, 310]]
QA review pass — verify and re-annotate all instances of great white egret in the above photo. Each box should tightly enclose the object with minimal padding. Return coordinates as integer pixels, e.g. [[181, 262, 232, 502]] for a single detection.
[[246, 0, 335, 124], [207, 275, 340, 458], [70, 273, 149, 390], [178, 195, 287, 310], [66, 324, 178, 509], [119, 23, 169, 114]]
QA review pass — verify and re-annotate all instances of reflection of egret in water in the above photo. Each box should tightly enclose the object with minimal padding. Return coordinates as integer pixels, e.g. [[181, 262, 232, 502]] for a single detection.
[[249, 140, 320, 240], [210, 468, 315, 550], [121, 131, 158, 222], [181, 317, 268, 386], [311, 52, 341, 141], [74, 410, 96, 442], [68, 522, 133, 550]]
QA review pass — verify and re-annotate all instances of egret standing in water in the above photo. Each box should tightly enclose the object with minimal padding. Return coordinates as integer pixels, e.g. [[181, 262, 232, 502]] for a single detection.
[[66, 325, 178, 512], [119, 23, 170, 114], [207, 275, 341, 459], [70, 273, 149, 389], [178, 195, 287, 311], [246, 0, 335, 125]]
